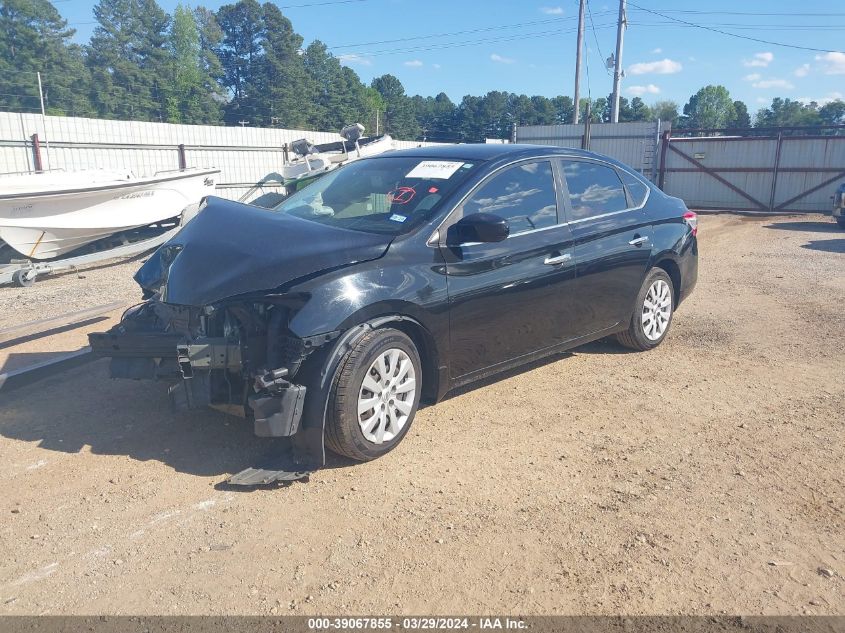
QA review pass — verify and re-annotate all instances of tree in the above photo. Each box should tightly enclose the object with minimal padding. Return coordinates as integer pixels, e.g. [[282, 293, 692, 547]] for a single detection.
[[165, 5, 223, 124], [87, 0, 171, 121], [819, 100, 845, 126], [551, 96, 574, 124], [303, 40, 370, 131], [754, 98, 822, 128], [216, 0, 264, 124], [629, 97, 651, 122], [0, 0, 93, 117], [728, 100, 751, 128], [371, 74, 419, 140], [680, 85, 736, 129], [651, 100, 679, 126], [193, 6, 226, 121]]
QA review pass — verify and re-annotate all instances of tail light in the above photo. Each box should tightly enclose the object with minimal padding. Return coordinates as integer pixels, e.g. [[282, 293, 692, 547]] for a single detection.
[[683, 211, 698, 237]]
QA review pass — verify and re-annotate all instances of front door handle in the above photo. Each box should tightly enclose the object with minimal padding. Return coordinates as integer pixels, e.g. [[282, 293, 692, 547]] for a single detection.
[[629, 235, 649, 247], [544, 253, 572, 265]]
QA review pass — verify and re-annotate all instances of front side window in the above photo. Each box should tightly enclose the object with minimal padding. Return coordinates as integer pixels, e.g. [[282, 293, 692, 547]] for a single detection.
[[461, 161, 558, 234], [270, 156, 480, 235], [560, 160, 628, 221]]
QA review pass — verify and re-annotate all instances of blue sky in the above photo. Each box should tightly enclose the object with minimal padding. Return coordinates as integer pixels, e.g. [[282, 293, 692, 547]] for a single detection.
[[58, 0, 845, 113]]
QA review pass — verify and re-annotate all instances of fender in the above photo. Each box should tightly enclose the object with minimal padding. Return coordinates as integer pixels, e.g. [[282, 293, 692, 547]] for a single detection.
[[291, 314, 433, 469]]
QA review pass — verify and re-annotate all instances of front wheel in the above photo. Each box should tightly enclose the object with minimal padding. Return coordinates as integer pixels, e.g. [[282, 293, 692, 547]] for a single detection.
[[616, 268, 675, 351], [325, 328, 421, 461]]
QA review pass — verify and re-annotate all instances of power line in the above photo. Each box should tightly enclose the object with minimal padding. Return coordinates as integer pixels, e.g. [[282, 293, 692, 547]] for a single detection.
[[627, 2, 844, 53], [328, 14, 610, 50], [339, 23, 617, 57], [586, 0, 612, 76]]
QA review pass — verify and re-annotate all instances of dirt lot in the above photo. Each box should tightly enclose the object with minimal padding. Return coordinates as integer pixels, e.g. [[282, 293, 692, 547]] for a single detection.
[[0, 214, 842, 615]]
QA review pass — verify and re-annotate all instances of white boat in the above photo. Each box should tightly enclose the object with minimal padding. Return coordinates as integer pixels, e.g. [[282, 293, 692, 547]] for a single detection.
[[282, 123, 394, 184], [0, 167, 219, 260]]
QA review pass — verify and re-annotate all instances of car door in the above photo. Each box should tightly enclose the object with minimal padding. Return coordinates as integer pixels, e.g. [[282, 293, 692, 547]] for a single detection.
[[438, 159, 579, 379], [558, 159, 654, 333]]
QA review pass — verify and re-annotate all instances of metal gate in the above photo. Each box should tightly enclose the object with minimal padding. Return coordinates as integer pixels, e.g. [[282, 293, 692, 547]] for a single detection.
[[658, 126, 845, 213]]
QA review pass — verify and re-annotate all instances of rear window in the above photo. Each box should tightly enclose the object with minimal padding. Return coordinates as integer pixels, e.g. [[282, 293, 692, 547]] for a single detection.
[[560, 160, 628, 221], [270, 156, 480, 235], [618, 168, 649, 207]]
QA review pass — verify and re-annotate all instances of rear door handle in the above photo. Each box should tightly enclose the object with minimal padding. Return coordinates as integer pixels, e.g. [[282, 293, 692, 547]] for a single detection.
[[629, 235, 649, 246], [544, 253, 572, 265]]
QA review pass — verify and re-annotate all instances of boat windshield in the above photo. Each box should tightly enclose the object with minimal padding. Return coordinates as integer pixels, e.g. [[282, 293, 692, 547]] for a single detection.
[[269, 156, 481, 235]]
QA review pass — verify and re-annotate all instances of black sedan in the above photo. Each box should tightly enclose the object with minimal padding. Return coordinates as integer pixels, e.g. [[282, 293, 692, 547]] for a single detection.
[[90, 144, 697, 475]]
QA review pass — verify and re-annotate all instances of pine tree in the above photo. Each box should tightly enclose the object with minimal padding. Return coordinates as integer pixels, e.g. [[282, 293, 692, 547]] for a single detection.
[[216, 0, 265, 125], [0, 0, 93, 117], [87, 0, 171, 121], [371, 74, 419, 140]]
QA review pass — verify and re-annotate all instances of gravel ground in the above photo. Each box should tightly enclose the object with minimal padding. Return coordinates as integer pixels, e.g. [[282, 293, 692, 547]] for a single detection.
[[0, 213, 842, 615]]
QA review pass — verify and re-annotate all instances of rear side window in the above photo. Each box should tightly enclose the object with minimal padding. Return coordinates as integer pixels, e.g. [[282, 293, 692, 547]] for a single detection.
[[618, 168, 649, 207], [560, 160, 628, 221], [462, 161, 558, 234]]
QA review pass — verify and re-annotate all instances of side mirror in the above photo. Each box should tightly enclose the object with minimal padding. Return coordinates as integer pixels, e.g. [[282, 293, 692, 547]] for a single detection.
[[446, 213, 509, 245]]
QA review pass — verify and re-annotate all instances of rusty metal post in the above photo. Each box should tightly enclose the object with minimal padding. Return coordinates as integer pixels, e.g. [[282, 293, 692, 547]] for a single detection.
[[31, 133, 43, 172], [177, 143, 187, 170], [657, 129, 670, 190], [768, 132, 783, 211]]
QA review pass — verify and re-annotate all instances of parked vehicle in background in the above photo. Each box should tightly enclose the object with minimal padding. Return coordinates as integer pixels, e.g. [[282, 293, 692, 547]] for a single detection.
[[833, 182, 845, 229], [89, 144, 697, 474]]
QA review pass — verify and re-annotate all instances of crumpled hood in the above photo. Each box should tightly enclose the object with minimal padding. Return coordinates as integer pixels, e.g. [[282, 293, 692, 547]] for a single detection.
[[135, 196, 392, 306]]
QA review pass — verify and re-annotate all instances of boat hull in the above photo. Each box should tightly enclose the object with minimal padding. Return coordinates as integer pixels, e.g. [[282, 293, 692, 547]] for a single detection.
[[0, 169, 218, 260]]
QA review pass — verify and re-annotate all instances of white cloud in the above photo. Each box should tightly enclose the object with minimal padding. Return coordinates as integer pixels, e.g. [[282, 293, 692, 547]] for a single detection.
[[490, 53, 515, 64], [752, 78, 794, 90], [743, 73, 761, 82], [743, 52, 774, 67], [337, 53, 372, 67], [794, 63, 811, 78], [627, 58, 682, 75], [756, 97, 769, 104], [815, 52, 845, 75], [651, 48, 662, 54], [432, 63, 441, 70], [539, 6, 564, 14], [403, 60, 423, 68], [797, 91, 844, 105], [626, 84, 661, 96]]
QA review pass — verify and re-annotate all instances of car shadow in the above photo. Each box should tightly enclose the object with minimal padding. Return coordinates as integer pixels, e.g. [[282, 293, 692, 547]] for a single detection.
[[800, 239, 845, 254], [764, 221, 842, 234], [0, 339, 632, 487]]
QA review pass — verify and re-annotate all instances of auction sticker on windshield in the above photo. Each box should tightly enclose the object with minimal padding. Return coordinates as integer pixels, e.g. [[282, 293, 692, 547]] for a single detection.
[[406, 160, 465, 179]]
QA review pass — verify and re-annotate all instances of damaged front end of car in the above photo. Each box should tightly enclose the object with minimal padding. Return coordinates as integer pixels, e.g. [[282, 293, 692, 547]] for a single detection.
[[90, 295, 337, 440], [88, 196, 395, 484]]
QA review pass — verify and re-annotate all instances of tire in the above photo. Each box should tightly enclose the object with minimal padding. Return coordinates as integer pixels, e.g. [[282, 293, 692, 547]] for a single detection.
[[616, 268, 675, 351], [836, 217, 845, 229], [325, 328, 422, 461]]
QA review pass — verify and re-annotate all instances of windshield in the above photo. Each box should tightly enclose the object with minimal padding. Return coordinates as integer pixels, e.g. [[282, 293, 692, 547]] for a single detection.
[[270, 156, 481, 235]]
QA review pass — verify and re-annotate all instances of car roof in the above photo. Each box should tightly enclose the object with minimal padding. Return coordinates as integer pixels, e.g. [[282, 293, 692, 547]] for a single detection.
[[377, 143, 609, 163]]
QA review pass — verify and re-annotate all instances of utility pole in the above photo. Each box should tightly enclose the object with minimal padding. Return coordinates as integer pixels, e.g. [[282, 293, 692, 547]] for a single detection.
[[238, 120, 249, 128], [610, 0, 627, 122], [572, 0, 586, 124], [36, 71, 51, 170]]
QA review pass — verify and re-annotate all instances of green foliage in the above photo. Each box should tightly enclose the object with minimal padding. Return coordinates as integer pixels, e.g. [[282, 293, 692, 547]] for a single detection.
[[755, 98, 822, 128], [0, 0, 93, 116], [87, 0, 171, 120], [651, 100, 679, 126], [680, 85, 736, 129], [728, 100, 751, 129], [7, 0, 842, 141], [371, 74, 419, 140]]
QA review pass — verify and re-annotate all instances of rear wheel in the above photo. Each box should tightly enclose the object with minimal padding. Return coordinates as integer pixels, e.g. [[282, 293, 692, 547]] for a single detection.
[[616, 268, 674, 351], [325, 328, 421, 461]]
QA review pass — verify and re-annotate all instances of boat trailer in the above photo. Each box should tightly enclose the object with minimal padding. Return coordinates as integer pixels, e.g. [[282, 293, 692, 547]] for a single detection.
[[0, 223, 183, 287]]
